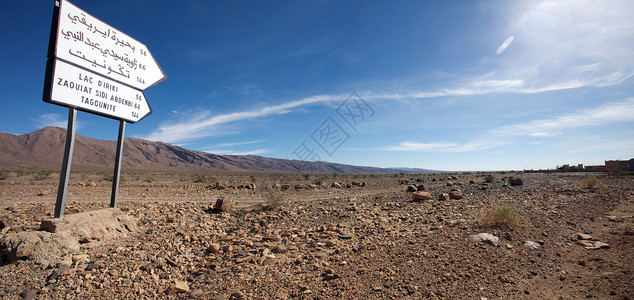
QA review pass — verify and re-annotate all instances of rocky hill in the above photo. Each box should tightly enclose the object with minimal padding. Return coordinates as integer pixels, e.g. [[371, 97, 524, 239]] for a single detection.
[[0, 127, 428, 174]]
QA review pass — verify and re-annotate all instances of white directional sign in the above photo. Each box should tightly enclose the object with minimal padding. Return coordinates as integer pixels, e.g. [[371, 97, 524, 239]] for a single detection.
[[54, 0, 166, 90], [49, 59, 151, 123]]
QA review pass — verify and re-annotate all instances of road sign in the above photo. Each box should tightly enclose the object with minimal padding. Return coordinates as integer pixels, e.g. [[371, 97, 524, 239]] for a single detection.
[[42, 0, 166, 218], [46, 59, 152, 123], [52, 0, 166, 90]]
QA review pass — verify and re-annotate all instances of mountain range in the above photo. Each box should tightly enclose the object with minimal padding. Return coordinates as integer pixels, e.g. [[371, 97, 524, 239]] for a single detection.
[[0, 127, 438, 174]]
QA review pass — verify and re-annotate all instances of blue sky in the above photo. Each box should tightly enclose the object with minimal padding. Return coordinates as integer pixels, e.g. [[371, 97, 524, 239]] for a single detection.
[[1, 0, 633, 171]]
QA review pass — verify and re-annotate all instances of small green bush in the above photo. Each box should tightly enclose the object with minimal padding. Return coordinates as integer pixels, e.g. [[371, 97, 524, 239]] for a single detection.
[[34, 170, 53, 180], [193, 174, 215, 183], [0, 170, 8, 180]]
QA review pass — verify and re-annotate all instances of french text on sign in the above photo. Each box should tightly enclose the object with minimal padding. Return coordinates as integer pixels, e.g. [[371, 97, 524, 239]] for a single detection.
[[49, 59, 151, 123]]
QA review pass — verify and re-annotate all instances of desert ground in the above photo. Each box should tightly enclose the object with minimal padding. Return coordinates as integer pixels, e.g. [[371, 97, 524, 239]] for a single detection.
[[0, 170, 632, 299]]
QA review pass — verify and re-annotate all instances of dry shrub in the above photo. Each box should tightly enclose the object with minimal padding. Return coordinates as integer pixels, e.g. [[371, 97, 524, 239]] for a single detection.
[[262, 184, 284, 210], [578, 177, 603, 189], [479, 203, 523, 227], [484, 174, 497, 183]]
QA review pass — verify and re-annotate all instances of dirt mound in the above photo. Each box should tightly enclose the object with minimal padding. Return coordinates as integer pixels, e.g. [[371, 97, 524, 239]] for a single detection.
[[1, 208, 136, 267]]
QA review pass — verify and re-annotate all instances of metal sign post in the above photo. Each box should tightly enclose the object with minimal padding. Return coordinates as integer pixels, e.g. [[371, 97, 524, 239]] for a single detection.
[[54, 108, 77, 218], [43, 0, 166, 218], [110, 120, 126, 208]]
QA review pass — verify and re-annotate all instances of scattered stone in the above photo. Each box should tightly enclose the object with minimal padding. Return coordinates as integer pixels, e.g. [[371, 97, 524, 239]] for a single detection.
[[322, 272, 340, 281], [524, 241, 540, 249], [582, 225, 593, 234], [416, 185, 426, 191], [272, 244, 287, 254], [47, 264, 70, 282], [469, 233, 499, 247], [448, 189, 463, 200], [576, 233, 593, 241], [331, 182, 342, 188], [214, 197, 234, 213], [72, 254, 89, 264], [165, 280, 190, 295], [584, 241, 610, 250], [406, 185, 417, 192], [20, 289, 37, 300], [207, 243, 221, 253], [412, 191, 432, 201], [438, 193, 450, 201], [339, 231, 354, 239], [280, 184, 291, 190]]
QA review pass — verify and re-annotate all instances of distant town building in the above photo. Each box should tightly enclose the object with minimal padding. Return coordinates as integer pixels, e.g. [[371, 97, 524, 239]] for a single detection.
[[584, 165, 606, 172], [605, 160, 631, 172], [527, 158, 633, 173]]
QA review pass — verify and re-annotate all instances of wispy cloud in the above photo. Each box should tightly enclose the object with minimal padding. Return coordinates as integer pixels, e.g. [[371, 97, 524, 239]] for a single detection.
[[206, 140, 265, 148], [496, 36, 514, 54], [202, 149, 272, 156], [383, 98, 634, 153], [32, 113, 71, 129], [199, 140, 270, 156], [142, 76, 633, 146], [492, 98, 634, 137], [384, 141, 508, 153], [141, 94, 343, 143], [493, 0, 634, 91]]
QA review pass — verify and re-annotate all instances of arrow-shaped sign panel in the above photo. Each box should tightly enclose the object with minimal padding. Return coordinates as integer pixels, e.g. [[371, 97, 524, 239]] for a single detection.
[[54, 0, 166, 90], [47, 59, 152, 123]]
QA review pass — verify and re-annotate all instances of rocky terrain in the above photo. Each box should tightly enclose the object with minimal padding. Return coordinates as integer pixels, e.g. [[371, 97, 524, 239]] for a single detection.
[[0, 171, 632, 299]]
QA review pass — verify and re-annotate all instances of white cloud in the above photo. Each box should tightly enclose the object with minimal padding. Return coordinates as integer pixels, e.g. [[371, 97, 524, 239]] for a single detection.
[[385, 141, 507, 153], [496, 36, 514, 54], [141, 94, 343, 143], [207, 140, 264, 148], [382, 98, 634, 153], [202, 149, 272, 155], [492, 98, 634, 137], [494, 0, 634, 90], [32, 114, 70, 129]]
